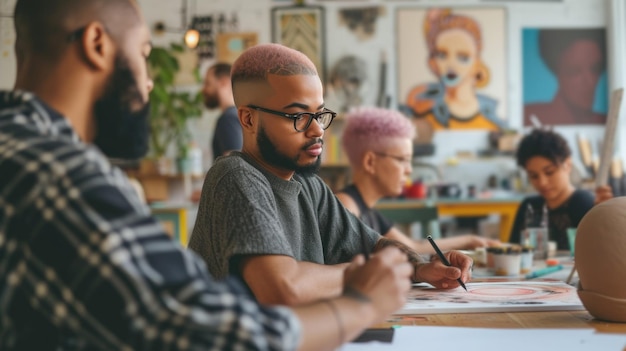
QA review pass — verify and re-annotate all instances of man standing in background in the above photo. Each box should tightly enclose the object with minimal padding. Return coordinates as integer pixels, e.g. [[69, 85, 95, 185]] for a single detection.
[[203, 62, 242, 161]]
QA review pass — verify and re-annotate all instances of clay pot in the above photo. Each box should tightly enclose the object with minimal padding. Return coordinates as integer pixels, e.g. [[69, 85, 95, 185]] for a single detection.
[[575, 197, 626, 322]]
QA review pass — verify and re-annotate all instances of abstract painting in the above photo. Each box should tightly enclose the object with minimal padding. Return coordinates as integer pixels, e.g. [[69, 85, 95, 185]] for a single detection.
[[396, 281, 584, 314], [396, 7, 507, 131], [272, 6, 326, 82], [523, 28, 608, 126]]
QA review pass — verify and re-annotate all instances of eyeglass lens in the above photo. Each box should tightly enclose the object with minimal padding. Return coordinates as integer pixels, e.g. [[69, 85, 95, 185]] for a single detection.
[[295, 112, 334, 131]]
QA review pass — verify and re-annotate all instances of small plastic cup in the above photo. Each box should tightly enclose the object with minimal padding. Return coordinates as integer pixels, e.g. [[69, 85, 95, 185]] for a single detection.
[[493, 252, 522, 276]]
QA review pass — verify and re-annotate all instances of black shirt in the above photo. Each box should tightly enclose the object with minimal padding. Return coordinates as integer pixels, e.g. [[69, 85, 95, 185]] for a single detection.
[[212, 106, 242, 161], [339, 184, 393, 235], [509, 189, 594, 250]]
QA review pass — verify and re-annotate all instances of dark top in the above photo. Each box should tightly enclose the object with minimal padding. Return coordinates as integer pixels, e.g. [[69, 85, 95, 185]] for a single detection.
[[212, 106, 242, 161], [0, 91, 299, 350], [509, 189, 594, 250], [339, 184, 393, 235]]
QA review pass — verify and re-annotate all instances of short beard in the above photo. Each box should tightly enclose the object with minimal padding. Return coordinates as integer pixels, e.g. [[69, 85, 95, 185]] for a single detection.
[[204, 94, 219, 109], [93, 54, 150, 161], [257, 124, 322, 177]]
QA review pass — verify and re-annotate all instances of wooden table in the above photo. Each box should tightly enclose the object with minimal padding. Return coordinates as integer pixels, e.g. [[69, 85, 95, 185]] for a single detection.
[[379, 310, 626, 334], [377, 197, 524, 242], [150, 201, 194, 246]]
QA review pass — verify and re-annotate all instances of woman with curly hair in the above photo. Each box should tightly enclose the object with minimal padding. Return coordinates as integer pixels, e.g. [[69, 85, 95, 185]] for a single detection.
[[509, 129, 594, 250]]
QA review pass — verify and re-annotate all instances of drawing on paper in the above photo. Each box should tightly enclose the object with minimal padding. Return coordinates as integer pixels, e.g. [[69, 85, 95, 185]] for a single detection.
[[397, 281, 584, 314]]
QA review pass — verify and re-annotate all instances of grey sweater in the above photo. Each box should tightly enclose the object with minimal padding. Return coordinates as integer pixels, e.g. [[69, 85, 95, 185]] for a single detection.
[[188, 152, 381, 279]]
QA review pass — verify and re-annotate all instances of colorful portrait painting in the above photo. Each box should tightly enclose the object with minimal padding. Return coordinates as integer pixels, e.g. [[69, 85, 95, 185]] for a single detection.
[[397, 7, 507, 131], [523, 28, 608, 126]]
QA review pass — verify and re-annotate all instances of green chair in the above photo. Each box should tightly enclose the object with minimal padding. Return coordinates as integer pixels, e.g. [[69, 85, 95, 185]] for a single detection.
[[377, 206, 440, 239]]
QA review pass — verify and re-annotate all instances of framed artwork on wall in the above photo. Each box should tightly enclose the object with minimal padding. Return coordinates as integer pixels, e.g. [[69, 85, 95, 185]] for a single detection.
[[522, 28, 608, 126], [216, 32, 258, 64], [396, 7, 508, 132], [271, 5, 326, 82]]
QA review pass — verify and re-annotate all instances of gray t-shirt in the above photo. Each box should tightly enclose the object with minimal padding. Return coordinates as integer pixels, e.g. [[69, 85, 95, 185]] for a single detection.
[[189, 152, 381, 280]]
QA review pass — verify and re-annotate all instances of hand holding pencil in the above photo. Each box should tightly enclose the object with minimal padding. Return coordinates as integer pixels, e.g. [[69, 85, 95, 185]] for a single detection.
[[413, 236, 473, 290]]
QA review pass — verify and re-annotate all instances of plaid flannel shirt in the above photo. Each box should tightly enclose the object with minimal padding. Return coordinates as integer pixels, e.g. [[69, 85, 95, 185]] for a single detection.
[[0, 90, 300, 350]]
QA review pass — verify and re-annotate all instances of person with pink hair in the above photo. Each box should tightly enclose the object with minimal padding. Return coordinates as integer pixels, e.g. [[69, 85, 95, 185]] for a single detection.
[[336, 107, 499, 253], [189, 43, 472, 309]]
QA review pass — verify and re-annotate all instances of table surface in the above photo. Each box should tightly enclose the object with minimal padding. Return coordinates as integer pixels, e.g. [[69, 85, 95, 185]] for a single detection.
[[379, 310, 626, 334], [377, 197, 524, 242], [377, 196, 525, 207], [377, 254, 626, 335]]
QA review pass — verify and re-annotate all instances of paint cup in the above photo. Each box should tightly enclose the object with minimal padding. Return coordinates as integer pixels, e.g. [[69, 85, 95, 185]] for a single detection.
[[567, 227, 577, 256], [493, 251, 522, 276], [520, 247, 533, 274], [474, 247, 487, 267]]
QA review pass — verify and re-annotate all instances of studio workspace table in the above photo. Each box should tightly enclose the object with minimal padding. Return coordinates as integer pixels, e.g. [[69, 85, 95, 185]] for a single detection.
[[378, 310, 626, 334], [376, 196, 524, 242], [377, 255, 626, 336]]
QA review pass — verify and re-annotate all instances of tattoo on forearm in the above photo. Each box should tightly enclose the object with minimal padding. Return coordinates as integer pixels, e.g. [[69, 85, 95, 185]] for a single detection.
[[374, 237, 426, 266], [374, 238, 427, 282]]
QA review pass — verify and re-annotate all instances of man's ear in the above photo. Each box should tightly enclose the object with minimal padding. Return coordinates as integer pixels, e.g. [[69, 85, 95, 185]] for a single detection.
[[239, 107, 256, 133], [80, 22, 114, 71]]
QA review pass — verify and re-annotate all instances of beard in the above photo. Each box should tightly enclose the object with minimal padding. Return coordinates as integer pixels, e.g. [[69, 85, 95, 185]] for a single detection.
[[203, 93, 219, 109], [93, 54, 150, 161], [257, 124, 322, 177]]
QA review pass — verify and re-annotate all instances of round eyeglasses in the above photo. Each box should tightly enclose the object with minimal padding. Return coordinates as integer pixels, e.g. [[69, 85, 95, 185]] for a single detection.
[[247, 104, 337, 132]]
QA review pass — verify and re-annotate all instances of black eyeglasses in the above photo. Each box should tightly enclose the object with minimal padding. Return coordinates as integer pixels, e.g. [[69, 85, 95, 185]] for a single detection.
[[247, 104, 337, 132], [374, 152, 412, 166]]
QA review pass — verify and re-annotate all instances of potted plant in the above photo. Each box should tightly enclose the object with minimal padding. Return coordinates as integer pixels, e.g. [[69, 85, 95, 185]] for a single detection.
[[147, 42, 202, 174]]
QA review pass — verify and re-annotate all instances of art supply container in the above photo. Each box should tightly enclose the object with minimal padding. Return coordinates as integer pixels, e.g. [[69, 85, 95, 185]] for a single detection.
[[522, 227, 549, 260], [547, 241, 557, 258], [493, 248, 521, 276], [566, 227, 576, 256], [474, 247, 487, 267], [520, 247, 533, 274]]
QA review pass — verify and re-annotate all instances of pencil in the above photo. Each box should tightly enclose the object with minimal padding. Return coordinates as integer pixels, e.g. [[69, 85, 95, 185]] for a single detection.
[[360, 225, 370, 261], [426, 235, 467, 291], [566, 264, 576, 285]]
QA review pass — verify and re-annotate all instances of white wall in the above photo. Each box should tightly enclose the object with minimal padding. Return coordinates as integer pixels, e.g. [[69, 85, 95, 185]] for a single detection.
[[0, 0, 621, 182]]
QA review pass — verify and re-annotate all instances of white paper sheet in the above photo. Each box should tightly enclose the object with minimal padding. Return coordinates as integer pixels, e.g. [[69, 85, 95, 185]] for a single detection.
[[341, 326, 626, 351], [397, 281, 584, 314]]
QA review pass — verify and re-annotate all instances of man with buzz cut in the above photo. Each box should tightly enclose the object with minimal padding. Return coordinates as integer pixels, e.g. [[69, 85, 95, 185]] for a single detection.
[[189, 43, 473, 306], [1, 1, 418, 350]]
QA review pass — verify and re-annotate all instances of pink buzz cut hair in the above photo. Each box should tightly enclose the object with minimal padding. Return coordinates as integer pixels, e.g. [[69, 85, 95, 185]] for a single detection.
[[342, 107, 416, 167], [231, 43, 318, 84]]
